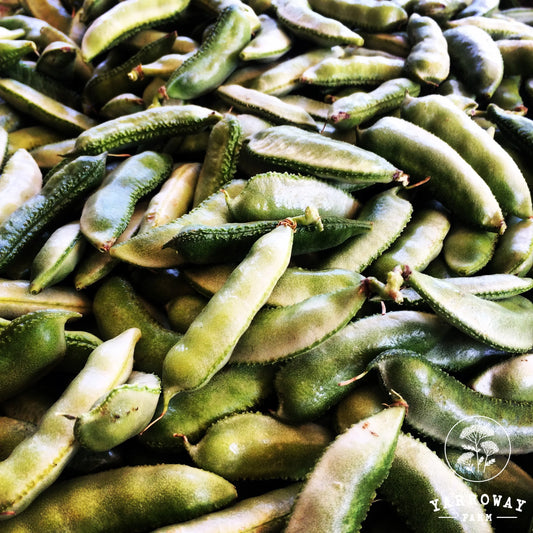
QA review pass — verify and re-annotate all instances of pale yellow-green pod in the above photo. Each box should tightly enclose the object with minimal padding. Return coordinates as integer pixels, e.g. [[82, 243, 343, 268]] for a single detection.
[[0, 327, 140, 519], [138, 162, 200, 233], [74, 371, 161, 452], [29, 221, 86, 294], [0, 148, 42, 225]]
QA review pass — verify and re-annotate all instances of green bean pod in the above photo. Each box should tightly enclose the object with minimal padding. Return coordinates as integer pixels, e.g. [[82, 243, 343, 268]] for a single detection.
[[74, 371, 161, 452], [225, 172, 360, 221], [184, 411, 332, 481], [0, 40, 38, 70], [92, 275, 182, 375], [0, 309, 78, 402], [140, 364, 274, 450], [81, 0, 190, 63], [216, 84, 318, 130], [29, 221, 85, 294], [401, 93, 532, 218], [275, 310, 447, 422], [320, 186, 413, 273], [443, 224, 498, 276], [497, 39, 533, 78], [229, 283, 367, 364], [1, 463, 237, 532], [446, 14, 533, 40], [272, 0, 364, 47], [406, 268, 533, 352], [372, 349, 533, 454], [159, 222, 294, 412], [184, 264, 363, 307], [380, 433, 493, 533], [487, 217, 533, 276], [368, 207, 451, 281], [285, 406, 405, 533], [329, 77, 421, 129], [443, 25, 504, 100], [0, 78, 97, 135], [239, 13, 292, 62], [109, 179, 245, 269], [80, 150, 173, 251], [0, 417, 36, 462], [358, 116, 505, 233], [301, 53, 405, 88], [83, 31, 178, 109], [166, 217, 371, 264], [165, 6, 253, 100], [248, 46, 344, 96], [0, 328, 140, 518], [241, 126, 407, 186], [404, 13, 450, 86], [308, 0, 407, 32], [470, 354, 533, 402], [0, 148, 42, 225], [151, 483, 302, 533], [69, 105, 222, 156], [192, 114, 243, 206], [486, 103, 533, 157], [0, 153, 106, 273]]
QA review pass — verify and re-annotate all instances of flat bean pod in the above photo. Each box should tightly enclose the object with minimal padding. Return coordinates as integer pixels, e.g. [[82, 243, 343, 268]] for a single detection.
[[1, 463, 237, 532], [184, 411, 332, 480], [69, 105, 222, 156], [80, 150, 173, 251], [401, 93, 532, 218], [272, 0, 364, 47], [229, 283, 367, 364]]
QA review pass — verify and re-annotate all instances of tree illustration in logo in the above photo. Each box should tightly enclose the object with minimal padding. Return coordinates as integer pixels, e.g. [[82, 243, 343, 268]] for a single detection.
[[455, 423, 498, 474]]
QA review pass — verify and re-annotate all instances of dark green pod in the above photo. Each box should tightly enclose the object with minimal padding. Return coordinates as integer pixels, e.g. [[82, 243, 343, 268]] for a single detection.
[[0, 153, 107, 273], [93, 276, 183, 375], [139, 364, 275, 450], [486, 103, 533, 157], [166, 217, 371, 264], [0, 310, 78, 402], [165, 6, 253, 100], [372, 349, 533, 454]]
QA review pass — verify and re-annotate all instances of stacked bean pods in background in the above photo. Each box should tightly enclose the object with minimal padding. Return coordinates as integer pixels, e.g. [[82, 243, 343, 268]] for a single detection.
[[0, 0, 533, 531]]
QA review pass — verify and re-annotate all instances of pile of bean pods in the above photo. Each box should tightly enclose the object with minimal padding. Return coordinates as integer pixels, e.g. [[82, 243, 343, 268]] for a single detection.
[[1, 0, 533, 531]]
